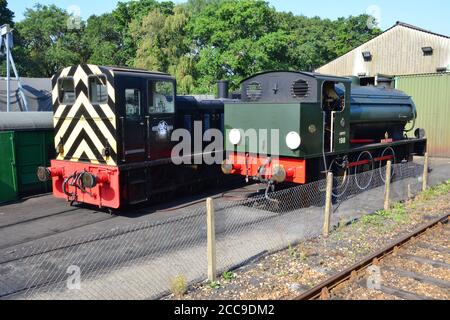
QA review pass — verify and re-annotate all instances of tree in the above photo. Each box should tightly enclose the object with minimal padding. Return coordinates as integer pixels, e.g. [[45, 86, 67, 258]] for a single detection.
[[15, 4, 86, 77], [331, 15, 381, 56], [187, 0, 282, 91], [131, 6, 195, 93], [83, 14, 123, 66], [112, 0, 175, 66], [0, 0, 14, 26], [182, 0, 222, 15]]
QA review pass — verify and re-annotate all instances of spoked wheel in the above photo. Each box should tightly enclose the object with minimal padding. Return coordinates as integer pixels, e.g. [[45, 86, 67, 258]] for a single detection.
[[354, 151, 374, 190], [379, 147, 396, 182], [329, 157, 350, 198]]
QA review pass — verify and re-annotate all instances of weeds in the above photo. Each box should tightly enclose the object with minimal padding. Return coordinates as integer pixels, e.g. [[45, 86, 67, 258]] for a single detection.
[[418, 180, 450, 201], [222, 271, 236, 282], [288, 242, 297, 259], [208, 281, 221, 290], [171, 275, 187, 298]]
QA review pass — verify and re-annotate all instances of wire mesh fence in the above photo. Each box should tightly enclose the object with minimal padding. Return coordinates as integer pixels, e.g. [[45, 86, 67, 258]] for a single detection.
[[0, 158, 447, 300], [0, 211, 208, 300]]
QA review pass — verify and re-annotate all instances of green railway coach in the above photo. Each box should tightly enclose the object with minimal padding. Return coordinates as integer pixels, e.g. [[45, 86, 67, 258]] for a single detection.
[[0, 112, 54, 204]]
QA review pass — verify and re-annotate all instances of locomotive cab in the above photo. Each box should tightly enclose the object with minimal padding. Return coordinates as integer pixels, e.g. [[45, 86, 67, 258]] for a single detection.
[[114, 69, 177, 163]]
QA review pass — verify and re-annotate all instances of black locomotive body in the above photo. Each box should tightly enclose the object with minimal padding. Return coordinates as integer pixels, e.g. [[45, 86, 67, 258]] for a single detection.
[[40, 64, 227, 209]]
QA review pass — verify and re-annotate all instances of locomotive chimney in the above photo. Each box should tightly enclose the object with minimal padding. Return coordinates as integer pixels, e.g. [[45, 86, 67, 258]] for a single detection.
[[217, 80, 229, 99]]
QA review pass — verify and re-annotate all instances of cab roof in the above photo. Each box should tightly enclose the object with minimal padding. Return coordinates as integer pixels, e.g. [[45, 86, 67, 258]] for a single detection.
[[240, 70, 352, 84]]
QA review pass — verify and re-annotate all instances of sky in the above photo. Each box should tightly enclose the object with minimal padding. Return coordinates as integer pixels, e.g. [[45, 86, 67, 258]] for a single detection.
[[9, 0, 450, 36]]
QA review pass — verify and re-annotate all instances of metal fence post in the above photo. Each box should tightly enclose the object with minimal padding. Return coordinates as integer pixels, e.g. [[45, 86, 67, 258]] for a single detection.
[[422, 153, 429, 191], [384, 160, 392, 211], [207, 197, 217, 282], [322, 172, 333, 237]]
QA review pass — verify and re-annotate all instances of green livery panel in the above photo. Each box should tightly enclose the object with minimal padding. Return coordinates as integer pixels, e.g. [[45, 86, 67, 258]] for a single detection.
[[0, 132, 18, 203], [0, 130, 53, 204], [225, 103, 301, 158]]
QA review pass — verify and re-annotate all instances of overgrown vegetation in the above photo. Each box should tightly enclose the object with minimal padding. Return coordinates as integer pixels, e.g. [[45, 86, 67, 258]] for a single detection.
[[208, 281, 221, 290], [417, 179, 450, 201], [170, 275, 188, 297], [222, 271, 236, 282], [360, 180, 450, 229], [0, 0, 382, 94]]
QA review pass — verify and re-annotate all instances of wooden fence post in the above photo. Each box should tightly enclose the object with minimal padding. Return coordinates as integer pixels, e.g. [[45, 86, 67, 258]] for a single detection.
[[207, 197, 217, 283], [422, 153, 429, 191], [322, 172, 333, 237], [384, 160, 392, 211]]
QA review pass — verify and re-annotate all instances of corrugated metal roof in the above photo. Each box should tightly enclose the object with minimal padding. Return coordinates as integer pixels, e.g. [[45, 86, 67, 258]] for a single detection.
[[0, 112, 53, 131], [391, 22, 450, 40]]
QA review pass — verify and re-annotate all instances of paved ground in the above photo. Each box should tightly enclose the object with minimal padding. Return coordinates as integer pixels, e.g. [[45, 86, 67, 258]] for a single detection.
[[0, 157, 448, 300]]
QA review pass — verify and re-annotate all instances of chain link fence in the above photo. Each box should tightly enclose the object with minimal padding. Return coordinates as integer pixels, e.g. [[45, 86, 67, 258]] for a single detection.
[[0, 158, 448, 300]]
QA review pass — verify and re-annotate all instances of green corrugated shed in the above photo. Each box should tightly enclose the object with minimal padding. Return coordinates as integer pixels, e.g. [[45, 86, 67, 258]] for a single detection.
[[395, 73, 450, 157]]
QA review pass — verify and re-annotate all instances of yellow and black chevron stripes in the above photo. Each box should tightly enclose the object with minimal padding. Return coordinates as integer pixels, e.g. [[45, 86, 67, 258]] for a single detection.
[[52, 64, 117, 166]]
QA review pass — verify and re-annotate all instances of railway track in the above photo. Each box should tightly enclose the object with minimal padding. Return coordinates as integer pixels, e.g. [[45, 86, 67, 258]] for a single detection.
[[297, 214, 450, 300]]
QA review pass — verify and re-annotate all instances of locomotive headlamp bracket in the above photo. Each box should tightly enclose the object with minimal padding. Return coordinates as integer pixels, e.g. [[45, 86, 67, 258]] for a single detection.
[[57, 143, 64, 155]]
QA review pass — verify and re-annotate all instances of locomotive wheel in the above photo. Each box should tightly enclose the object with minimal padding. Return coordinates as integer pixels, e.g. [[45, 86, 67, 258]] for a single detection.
[[329, 158, 350, 198], [354, 151, 374, 190], [379, 147, 396, 183]]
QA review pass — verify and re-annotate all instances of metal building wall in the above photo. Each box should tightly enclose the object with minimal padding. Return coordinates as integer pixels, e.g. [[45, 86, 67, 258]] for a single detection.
[[317, 24, 450, 76], [395, 73, 450, 157]]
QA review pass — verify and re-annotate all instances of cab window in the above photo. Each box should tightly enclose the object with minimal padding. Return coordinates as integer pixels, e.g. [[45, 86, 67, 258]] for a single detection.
[[125, 89, 141, 119], [58, 77, 75, 105], [89, 75, 108, 104], [322, 81, 345, 112], [148, 80, 175, 114]]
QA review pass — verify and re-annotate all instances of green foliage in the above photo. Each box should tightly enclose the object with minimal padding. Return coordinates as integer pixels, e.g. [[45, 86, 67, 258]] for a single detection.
[[14, 4, 86, 77], [186, 0, 381, 92], [9, 0, 382, 93], [362, 202, 409, 227], [222, 271, 235, 282], [83, 14, 123, 66], [419, 180, 450, 200], [208, 281, 221, 289], [0, 0, 13, 26], [170, 275, 188, 297], [112, 0, 175, 66]]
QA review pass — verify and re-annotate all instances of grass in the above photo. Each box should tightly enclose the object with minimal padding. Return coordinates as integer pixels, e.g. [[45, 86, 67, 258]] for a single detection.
[[208, 281, 221, 290], [417, 180, 450, 201], [287, 242, 309, 262], [171, 275, 187, 298], [360, 179, 450, 229], [288, 242, 297, 258], [360, 202, 409, 230], [222, 271, 236, 282]]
